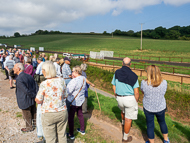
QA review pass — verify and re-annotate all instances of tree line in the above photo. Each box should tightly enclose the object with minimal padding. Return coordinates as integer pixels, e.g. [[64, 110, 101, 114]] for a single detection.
[[0, 25, 190, 40], [104, 25, 190, 40]]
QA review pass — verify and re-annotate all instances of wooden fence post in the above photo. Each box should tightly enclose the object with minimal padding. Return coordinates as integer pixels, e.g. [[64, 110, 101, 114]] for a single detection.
[[173, 68, 174, 74], [181, 77, 183, 84]]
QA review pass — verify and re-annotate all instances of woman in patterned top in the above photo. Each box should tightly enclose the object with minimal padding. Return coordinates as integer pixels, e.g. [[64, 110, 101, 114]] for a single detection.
[[141, 65, 170, 143], [67, 66, 86, 140], [35, 61, 68, 143]]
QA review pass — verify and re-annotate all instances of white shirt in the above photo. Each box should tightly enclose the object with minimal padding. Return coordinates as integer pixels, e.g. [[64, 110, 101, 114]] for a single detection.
[[35, 62, 44, 75], [53, 62, 62, 77]]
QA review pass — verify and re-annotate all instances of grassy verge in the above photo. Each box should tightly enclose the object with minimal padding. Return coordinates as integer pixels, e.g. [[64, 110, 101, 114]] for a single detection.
[[66, 114, 115, 143], [85, 66, 190, 121], [87, 89, 190, 143]]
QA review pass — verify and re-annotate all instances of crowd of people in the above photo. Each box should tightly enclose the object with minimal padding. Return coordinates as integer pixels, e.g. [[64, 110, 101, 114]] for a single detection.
[[0, 48, 170, 143], [0, 48, 95, 143]]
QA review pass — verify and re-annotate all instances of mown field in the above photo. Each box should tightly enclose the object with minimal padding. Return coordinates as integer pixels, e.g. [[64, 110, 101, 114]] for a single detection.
[[1, 34, 190, 60]]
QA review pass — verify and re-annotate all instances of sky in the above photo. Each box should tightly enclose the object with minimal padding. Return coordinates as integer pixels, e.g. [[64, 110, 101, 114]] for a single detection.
[[0, 0, 190, 36]]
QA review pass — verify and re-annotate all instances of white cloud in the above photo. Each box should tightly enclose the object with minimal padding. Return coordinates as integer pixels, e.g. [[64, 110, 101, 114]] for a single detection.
[[0, 0, 190, 35]]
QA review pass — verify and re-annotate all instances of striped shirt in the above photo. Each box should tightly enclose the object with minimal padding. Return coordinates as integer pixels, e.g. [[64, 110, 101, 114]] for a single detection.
[[4, 60, 15, 70]]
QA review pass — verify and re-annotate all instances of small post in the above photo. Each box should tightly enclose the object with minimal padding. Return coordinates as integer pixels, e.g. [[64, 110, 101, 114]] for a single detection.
[[181, 58, 183, 63], [169, 57, 171, 62], [181, 77, 183, 84], [173, 68, 174, 74]]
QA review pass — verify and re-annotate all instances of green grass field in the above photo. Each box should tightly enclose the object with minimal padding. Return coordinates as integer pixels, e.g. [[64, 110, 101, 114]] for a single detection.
[[1, 34, 190, 60]]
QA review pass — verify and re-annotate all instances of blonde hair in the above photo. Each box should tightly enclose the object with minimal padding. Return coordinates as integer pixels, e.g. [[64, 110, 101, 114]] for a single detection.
[[54, 53, 58, 59], [81, 63, 87, 71], [42, 61, 56, 78], [49, 56, 54, 61], [73, 66, 82, 75], [146, 65, 163, 87]]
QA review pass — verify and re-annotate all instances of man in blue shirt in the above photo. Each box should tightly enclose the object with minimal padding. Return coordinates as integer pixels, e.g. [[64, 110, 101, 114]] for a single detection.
[[112, 57, 139, 142], [62, 57, 72, 85]]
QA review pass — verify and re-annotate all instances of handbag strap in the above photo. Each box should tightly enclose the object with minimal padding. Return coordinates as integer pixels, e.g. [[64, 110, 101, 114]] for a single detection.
[[70, 78, 85, 104]]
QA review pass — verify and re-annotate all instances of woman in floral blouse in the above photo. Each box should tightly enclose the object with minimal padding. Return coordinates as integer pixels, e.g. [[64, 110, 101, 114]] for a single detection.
[[35, 61, 68, 143]]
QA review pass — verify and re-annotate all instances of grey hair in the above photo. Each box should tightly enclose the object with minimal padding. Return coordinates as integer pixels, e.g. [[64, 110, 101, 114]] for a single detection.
[[9, 55, 13, 60], [17, 63, 25, 71], [41, 61, 56, 78], [80, 63, 87, 71], [73, 66, 82, 75]]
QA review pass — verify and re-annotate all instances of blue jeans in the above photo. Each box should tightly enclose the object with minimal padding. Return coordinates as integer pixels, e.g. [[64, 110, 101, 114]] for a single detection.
[[65, 79, 71, 86], [143, 108, 168, 139]]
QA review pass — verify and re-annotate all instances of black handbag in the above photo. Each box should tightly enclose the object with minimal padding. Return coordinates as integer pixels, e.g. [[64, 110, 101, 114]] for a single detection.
[[66, 78, 85, 112]]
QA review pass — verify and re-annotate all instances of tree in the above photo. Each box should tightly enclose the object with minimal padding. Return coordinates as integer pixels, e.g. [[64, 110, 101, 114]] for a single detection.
[[14, 32, 21, 37], [155, 26, 167, 38], [165, 30, 180, 39]]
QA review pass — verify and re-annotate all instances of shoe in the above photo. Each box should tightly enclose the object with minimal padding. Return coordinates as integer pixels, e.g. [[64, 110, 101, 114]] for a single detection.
[[122, 136, 132, 142], [82, 111, 89, 114], [4, 78, 9, 80], [77, 128, 85, 135], [67, 133, 75, 140], [21, 128, 34, 132], [10, 87, 14, 89], [164, 138, 170, 143], [145, 141, 150, 143]]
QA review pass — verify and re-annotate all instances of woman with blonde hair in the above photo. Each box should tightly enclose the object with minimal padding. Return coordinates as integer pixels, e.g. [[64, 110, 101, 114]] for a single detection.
[[67, 66, 86, 140], [49, 55, 54, 62], [35, 61, 68, 143], [141, 65, 170, 143]]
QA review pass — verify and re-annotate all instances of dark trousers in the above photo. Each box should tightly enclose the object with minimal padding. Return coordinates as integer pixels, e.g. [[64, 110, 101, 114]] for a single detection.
[[68, 105, 85, 136], [143, 108, 168, 139], [22, 104, 37, 130], [5, 68, 9, 79]]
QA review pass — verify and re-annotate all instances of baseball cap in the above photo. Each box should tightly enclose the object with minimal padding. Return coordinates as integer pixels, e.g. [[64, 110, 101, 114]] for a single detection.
[[64, 57, 71, 61]]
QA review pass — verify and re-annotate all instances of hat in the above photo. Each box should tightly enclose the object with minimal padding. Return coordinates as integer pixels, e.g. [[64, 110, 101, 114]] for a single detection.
[[64, 57, 71, 61]]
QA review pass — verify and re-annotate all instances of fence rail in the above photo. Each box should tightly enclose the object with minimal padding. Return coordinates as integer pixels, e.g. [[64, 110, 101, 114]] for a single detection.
[[118, 54, 190, 63], [87, 62, 190, 85], [89, 59, 190, 75]]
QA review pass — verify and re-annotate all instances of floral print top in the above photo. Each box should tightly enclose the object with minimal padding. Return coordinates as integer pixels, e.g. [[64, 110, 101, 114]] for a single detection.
[[36, 77, 67, 114]]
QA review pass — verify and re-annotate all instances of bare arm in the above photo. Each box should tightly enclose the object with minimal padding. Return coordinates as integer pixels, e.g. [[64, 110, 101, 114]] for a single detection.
[[86, 78, 95, 87], [35, 98, 43, 104], [134, 88, 139, 102], [112, 85, 116, 97]]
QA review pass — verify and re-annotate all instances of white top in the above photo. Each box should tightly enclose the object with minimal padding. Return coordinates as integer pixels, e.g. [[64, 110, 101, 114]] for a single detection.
[[141, 80, 167, 112], [35, 62, 44, 75], [67, 76, 86, 106], [53, 62, 62, 77]]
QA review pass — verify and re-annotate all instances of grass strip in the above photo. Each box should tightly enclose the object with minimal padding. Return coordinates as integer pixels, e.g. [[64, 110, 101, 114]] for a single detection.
[[87, 89, 190, 143]]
